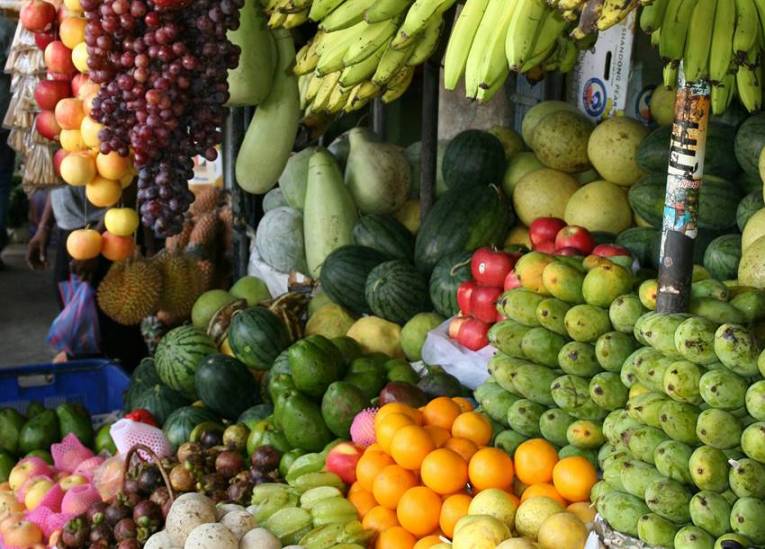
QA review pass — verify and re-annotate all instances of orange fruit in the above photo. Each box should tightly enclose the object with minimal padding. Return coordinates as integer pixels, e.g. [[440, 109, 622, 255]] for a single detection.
[[413, 535, 443, 549], [357, 451, 395, 492], [439, 493, 472, 538], [377, 403, 422, 429], [364, 505, 400, 532], [420, 449, 468, 495], [423, 397, 461, 430], [397, 486, 442, 537], [390, 425, 436, 470], [521, 483, 567, 506], [367, 443, 384, 453], [451, 411, 492, 447], [444, 437, 478, 462], [451, 397, 474, 413], [468, 447, 514, 491], [377, 413, 415, 454], [514, 438, 559, 485], [349, 487, 378, 517], [424, 425, 451, 448], [349, 482, 365, 496], [376, 526, 416, 549], [552, 456, 598, 503], [373, 464, 418, 510]]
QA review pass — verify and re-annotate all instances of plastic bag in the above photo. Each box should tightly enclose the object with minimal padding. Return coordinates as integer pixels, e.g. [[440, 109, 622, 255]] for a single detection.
[[420, 319, 494, 390], [47, 275, 101, 356]]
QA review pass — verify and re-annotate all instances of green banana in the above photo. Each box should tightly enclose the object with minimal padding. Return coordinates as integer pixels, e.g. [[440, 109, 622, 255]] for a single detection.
[[596, 0, 638, 30], [320, 0, 376, 30], [571, 0, 604, 39], [736, 56, 762, 111], [682, 0, 716, 82], [365, 0, 413, 23], [391, 0, 456, 49], [372, 40, 417, 85], [733, 0, 759, 57], [311, 70, 341, 111], [658, 0, 695, 61], [476, 0, 517, 89], [316, 22, 368, 75], [443, 0, 490, 90], [326, 82, 353, 112], [542, 42, 562, 71], [663, 60, 678, 88], [639, 0, 667, 33], [711, 73, 736, 114], [476, 65, 509, 102], [505, 0, 547, 71], [294, 34, 323, 75], [465, 0, 507, 97], [304, 72, 324, 104], [709, 0, 735, 82], [343, 18, 400, 65], [382, 66, 415, 102], [309, 0, 346, 21], [651, 27, 661, 47], [298, 73, 312, 108], [752, 0, 765, 47], [557, 36, 579, 71], [339, 41, 386, 85], [407, 15, 444, 65], [284, 9, 309, 27], [521, 8, 569, 71], [268, 10, 288, 27]]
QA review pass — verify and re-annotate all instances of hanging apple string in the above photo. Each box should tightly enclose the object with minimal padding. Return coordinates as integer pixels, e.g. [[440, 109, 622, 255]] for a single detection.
[[81, 0, 241, 237]]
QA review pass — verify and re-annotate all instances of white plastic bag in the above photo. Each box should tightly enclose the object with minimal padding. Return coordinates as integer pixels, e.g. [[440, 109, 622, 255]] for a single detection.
[[420, 319, 495, 389], [247, 239, 291, 298]]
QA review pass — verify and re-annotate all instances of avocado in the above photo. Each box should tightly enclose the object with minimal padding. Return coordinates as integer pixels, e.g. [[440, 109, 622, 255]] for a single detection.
[[26, 401, 45, 418], [331, 336, 363, 365], [278, 391, 333, 452], [246, 416, 292, 456], [417, 368, 468, 398], [56, 403, 94, 448], [0, 450, 14, 482], [18, 410, 60, 454], [289, 338, 343, 399], [268, 373, 297, 405], [386, 361, 420, 384], [95, 423, 117, 455], [344, 372, 387, 401], [321, 381, 369, 438], [0, 408, 26, 455]]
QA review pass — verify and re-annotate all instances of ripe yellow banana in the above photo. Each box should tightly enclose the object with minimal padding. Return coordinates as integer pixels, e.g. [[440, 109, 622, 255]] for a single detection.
[[365, 0, 413, 23], [465, 0, 507, 98], [737, 59, 762, 111], [309, 0, 346, 21], [283, 9, 309, 27], [391, 0, 457, 49], [639, 0, 667, 33], [294, 34, 323, 75], [372, 40, 417, 85], [596, 0, 638, 30], [343, 18, 401, 65], [520, 8, 569, 72], [339, 41, 386, 85], [312, 70, 342, 111], [304, 71, 325, 103], [709, 0, 735, 82], [326, 82, 353, 112], [320, 0, 376, 30], [316, 22, 367, 75], [268, 10, 288, 26], [682, 0, 716, 82], [571, 0, 604, 39], [476, 65, 509, 102], [711, 73, 736, 114], [733, 0, 759, 57], [658, 0, 694, 61], [505, 0, 547, 71], [408, 15, 444, 65], [298, 73, 312, 108], [382, 66, 415, 102], [443, 0, 490, 90], [344, 82, 375, 111]]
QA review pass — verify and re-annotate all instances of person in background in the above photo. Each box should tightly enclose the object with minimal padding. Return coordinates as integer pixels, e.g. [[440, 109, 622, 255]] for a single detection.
[[27, 187, 147, 371], [0, 15, 17, 269]]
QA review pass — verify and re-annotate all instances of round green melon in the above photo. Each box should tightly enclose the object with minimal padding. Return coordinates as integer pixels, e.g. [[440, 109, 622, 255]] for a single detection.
[[124, 357, 161, 411], [352, 214, 414, 260], [192, 290, 237, 330], [442, 130, 506, 189], [230, 276, 271, 306], [163, 406, 219, 451], [155, 326, 217, 399], [255, 206, 308, 274], [429, 251, 472, 317], [738, 191, 764, 232], [228, 307, 291, 370], [195, 354, 259, 420], [320, 245, 390, 315], [703, 234, 742, 281], [131, 384, 189, 426], [263, 188, 288, 211], [365, 260, 431, 325]]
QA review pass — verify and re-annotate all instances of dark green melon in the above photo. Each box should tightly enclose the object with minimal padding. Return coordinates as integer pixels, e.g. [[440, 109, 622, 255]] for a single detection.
[[228, 307, 291, 371], [442, 130, 507, 189], [615, 227, 661, 268], [131, 384, 189, 426], [238, 404, 274, 431], [737, 191, 764, 231], [415, 185, 512, 273], [195, 354, 259, 420], [703, 234, 742, 281], [429, 251, 473, 317], [352, 214, 414, 260], [163, 406, 219, 450], [319, 245, 390, 315], [124, 358, 161, 410], [735, 112, 765, 177], [154, 326, 217, 400], [365, 260, 431, 325]]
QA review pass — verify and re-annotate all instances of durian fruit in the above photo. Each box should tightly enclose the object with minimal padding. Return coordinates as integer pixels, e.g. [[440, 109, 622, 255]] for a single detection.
[[155, 253, 199, 319], [186, 211, 219, 259], [190, 186, 221, 220], [98, 258, 163, 325]]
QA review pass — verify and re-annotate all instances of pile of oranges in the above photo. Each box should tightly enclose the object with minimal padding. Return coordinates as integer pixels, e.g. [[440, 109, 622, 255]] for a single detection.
[[345, 398, 599, 549]]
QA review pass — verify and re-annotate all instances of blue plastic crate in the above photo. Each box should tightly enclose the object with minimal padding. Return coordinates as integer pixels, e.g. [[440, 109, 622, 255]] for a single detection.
[[0, 359, 129, 421]]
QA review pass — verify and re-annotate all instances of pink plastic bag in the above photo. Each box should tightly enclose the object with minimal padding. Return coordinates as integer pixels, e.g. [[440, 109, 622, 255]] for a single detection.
[[51, 433, 95, 474], [47, 275, 101, 355]]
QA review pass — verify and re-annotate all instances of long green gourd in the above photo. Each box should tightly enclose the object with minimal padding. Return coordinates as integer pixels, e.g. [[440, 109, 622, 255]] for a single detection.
[[226, 0, 276, 106]]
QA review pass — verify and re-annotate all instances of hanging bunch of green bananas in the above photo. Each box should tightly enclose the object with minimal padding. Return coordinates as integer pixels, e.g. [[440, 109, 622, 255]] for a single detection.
[[444, 0, 597, 102], [292, 0, 457, 114], [260, 0, 313, 28], [640, 0, 765, 114]]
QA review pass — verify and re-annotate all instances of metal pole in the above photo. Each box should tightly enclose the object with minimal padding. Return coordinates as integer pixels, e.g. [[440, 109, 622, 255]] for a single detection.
[[420, 47, 441, 221], [656, 71, 711, 313], [223, 107, 249, 281], [372, 98, 386, 139]]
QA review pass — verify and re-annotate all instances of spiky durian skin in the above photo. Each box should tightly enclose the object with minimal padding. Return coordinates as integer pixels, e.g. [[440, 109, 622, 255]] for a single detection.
[[98, 259, 162, 325]]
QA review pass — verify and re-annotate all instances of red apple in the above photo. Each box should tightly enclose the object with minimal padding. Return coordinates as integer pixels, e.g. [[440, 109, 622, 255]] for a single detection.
[[44, 41, 75, 75], [470, 286, 502, 324], [533, 240, 556, 253], [457, 280, 477, 316], [555, 226, 595, 255], [504, 270, 521, 290], [471, 247, 514, 288], [457, 318, 490, 351], [324, 443, 362, 485], [529, 217, 566, 247], [555, 247, 583, 257], [53, 148, 67, 176], [593, 243, 631, 258], [448, 316, 469, 339], [34, 30, 57, 50], [20, 0, 56, 32], [70, 74, 86, 97], [34, 79, 71, 111], [35, 110, 61, 140]]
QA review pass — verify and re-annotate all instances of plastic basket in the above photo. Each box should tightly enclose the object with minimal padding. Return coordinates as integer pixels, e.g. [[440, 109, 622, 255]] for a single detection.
[[0, 359, 129, 424]]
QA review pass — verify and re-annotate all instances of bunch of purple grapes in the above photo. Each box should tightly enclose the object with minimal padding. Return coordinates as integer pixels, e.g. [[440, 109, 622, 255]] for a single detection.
[[81, 0, 241, 236]]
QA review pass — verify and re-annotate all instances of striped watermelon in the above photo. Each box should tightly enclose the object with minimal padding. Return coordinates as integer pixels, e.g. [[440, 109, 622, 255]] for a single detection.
[[228, 307, 291, 370], [155, 326, 217, 400], [319, 245, 390, 314], [365, 260, 431, 324], [429, 251, 472, 317], [352, 214, 414, 260]]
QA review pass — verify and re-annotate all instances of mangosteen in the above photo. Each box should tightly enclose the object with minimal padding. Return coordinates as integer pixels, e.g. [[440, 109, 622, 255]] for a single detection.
[[88, 541, 110, 549], [170, 463, 195, 492], [200, 429, 223, 448], [200, 472, 227, 494], [227, 480, 253, 505], [89, 523, 113, 544], [113, 518, 137, 542], [133, 500, 162, 533], [177, 441, 201, 464], [62, 517, 90, 548], [215, 450, 244, 478], [138, 466, 163, 494], [86, 502, 108, 525], [251, 445, 281, 472], [117, 540, 140, 549], [117, 490, 142, 508], [250, 467, 266, 485], [105, 502, 131, 526], [123, 478, 141, 495]]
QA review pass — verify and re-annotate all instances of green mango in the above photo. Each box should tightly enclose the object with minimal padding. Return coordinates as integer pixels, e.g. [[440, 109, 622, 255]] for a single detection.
[[730, 497, 765, 545], [730, 290, 765, 322], [321, 382, 368, 438], [620, 460, 665, 498], [625, 425, 668, 465], [26, 449, 52, 464], [642, 313, 690, 358], [55, 403, 94, 448], [697, 409, 742, 450], [497, 288, 545, 327], [746, 381, 765, 421], [654, 439, 694, 484], [602, 409, 641, 447], [729, 458, 765, 498], [564, 304, 612, 343], [689, 491, 732, 537], [557, 445, 598, 467], [675, 315, 719, 365], [741, 422, 765, 463], [690, 297, 747, 324], [247, 417, 293, 455], [18, 410, 60, 454], [0, 450, 15, 482], [279, 392, 333, 452], [691, 279, 730, 301], [582, 263, 633, 308], [0, 408, 26, 455], [550, 374, 604, 420], [493, 429, 526, 455], [520, 327, 567, 367], [675, 525, 715, 549], [627, 391, 668, 428], [664, 360, 704, 404], [474, 381, 518, 426], [609, 293, 646, 334], [488, 319, 530, 358], [714, 533, 753, 549], [699, 369, 747, 410], [596, 491, 649, 538], [416, 368, 467, 399], [506, 399, 544, 437], [689, 446, 730, 492], [637, 513, 681, 547], [289, 337, 343, 399], [589, 480, 617, 505], [539, 408, 575, 448], [512, 363, 557, 406], [595, 331, 638, 372], [542, 261, 585, 304], [535, 298, 570, 336], [645, 478, 692, 523], [557, 342, 602, 377], [638, 355, 675, 393], [566, 419, 604, 449], [714, 323, 760, 377], [658, 400, 700, 445], [95, 423, 117, 455], [589, 372, 628, 411]]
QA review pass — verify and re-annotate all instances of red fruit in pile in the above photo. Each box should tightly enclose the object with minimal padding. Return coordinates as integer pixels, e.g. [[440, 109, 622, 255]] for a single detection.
[[504, 270, 521, 290], [555, 247, 582, 257], [34, 30, 56, 51], [448, 316, 469, 339], [471, 247, 514, 288], [457, 318, 490, 351], [534, 240, 556, 253], [555, 226, 595, 255], [529, 217, 566, 247], [592, 243, 631, 257], [20, 0, 56, 32], [457, 280, 477, 315], [470, 286, 502, 324], [34, 79, 71, 111]]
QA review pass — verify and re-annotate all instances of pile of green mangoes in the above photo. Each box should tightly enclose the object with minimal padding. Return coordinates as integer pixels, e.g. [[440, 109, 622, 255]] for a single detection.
[[473, 250, 765, 547]]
